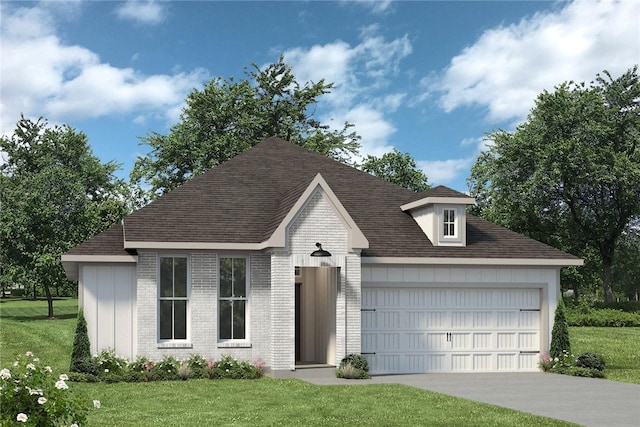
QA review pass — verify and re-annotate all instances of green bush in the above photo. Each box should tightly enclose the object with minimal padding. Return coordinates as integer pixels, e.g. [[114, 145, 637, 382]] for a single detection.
[[337, 354, 370, 379], [593, 300, 640, 313], [10, 288, 25, 297], [336, 362, 370, 379], [93, 349, 128, 376], [1, 352, 94, 426], [186, 354, 207, 379], [339, 353, 369, 372], [69, 358, 99, 376], [550, 298, 571, 358], [576, 352, 606, 371], [69, 309, 92, 374], [566, 306, 640, 326]]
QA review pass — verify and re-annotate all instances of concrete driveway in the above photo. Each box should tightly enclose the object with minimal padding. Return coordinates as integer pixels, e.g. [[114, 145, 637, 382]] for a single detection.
[[290, 369, 640, 426]]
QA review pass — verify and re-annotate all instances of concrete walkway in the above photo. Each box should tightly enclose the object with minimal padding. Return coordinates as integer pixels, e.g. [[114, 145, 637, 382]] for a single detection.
[[285, 368, 640, 426]]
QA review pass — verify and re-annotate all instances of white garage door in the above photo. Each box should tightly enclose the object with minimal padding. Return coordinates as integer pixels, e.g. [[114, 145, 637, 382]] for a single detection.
[[361, 287, 540, 374]]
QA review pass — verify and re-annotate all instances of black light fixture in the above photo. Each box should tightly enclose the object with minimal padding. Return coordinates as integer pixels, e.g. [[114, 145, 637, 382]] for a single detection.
[[310, 242, 331, 257]]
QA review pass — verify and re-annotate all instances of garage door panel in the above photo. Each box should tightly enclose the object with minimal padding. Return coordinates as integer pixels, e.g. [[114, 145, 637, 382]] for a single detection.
[[473, 354, 493, 370], [519, 311, 540, 327], [362, 287, 541, 374], [473, 332, 492, 349], [451, 332, 471, 350], [452, 354, 471, 371], [497, 332, 517, 349], [518, 332, 539, 349]]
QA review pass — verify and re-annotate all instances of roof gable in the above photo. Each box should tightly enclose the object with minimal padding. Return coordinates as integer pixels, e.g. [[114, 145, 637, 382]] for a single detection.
[[267, 173, 368, 250]]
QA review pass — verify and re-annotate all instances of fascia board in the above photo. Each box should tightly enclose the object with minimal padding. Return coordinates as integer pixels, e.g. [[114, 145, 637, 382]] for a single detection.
[[401, 196, 476, 212], [361, 257, 584, 266]]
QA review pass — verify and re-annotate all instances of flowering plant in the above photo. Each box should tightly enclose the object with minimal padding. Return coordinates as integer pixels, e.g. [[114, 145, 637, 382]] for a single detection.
[[0, 352, 96, 426]]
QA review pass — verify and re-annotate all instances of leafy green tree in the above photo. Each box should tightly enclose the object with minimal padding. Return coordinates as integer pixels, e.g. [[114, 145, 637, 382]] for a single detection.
[[361, 148, 430, 192], [550, 297, 571, 359], [0, 117, 127, 317], [613, 223, 640, 300], [132, 56, 361, 198], [469, 67, 640, 302]]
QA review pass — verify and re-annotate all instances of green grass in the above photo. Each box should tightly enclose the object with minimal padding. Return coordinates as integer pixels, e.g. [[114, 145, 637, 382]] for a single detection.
[[570, 326, 640, 384], [0, 297, 77, 373], [74, 379, 572, 427], [5, 298, 637, 426]]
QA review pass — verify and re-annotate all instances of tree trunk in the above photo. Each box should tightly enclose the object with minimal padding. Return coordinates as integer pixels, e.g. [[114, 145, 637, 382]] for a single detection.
[[43, 282, 54, 318], [601, 240, 615, 303]]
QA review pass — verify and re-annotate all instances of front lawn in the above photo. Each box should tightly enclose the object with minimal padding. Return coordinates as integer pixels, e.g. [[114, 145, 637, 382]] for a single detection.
[[74, 378, 573, 427], [3, 298, 636, 426], [570, 326, 640, 384]]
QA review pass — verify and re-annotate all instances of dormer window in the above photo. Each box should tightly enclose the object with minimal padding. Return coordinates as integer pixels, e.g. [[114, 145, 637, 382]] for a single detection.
[[400, 188, 476, 247], [443, 208, 456, 237]]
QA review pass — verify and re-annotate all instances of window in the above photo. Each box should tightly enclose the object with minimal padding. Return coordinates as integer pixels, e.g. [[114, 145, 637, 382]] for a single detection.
[[443, 209, 456, 237], [159, 257, 188, 340], [219, 257, 247, 340]]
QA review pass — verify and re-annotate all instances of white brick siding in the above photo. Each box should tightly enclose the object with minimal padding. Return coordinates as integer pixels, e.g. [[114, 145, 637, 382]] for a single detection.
[[135, 251, 272, 364], [131, 187, 364, 371]]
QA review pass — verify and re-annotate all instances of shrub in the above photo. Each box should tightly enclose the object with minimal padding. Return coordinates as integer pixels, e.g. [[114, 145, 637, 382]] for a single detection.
[[69, 358, 99, 376], [539, 351, 606, 379], [178, 362, 191, 380], [550, 298, 571, 359], [339, 354, 369, 372], [151, 355, 180, 381], [565, 306, 640, 327], [93, 349, 128, 376], [576, 352, 606, 372], [69, 309, 92, 374], [186, 354, 207, 379], [337, 354, 370, 379], [336, 362, 370, 379], [1, 352, 95, 426]]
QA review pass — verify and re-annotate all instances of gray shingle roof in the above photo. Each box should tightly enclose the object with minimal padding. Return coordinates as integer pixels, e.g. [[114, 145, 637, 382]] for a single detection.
[[66, 137, 578, 261]]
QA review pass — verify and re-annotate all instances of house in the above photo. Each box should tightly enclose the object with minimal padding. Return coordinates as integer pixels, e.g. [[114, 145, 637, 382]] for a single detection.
[[61, 137, 582, 375]]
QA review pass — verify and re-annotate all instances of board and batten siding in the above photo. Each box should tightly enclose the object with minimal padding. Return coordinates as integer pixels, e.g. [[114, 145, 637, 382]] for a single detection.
[[79, 264, 137, 360]]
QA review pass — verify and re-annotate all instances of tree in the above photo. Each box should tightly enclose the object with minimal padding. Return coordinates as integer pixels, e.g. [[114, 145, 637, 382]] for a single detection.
[[70, 309, 93, 373], [0, 117, 127, 317], [132, 56, 361, 198], [469, 67, 640, 302], [360, 148, 431, 192], [550, 297, 571, 359], [613, 223, 640, 300]]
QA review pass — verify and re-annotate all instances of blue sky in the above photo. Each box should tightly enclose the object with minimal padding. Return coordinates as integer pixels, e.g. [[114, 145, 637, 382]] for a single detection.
[[1, 0, 638, 192]]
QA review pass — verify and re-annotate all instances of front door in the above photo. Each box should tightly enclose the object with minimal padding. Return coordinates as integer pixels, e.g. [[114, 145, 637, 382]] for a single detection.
[[295, 267, 337, 365]]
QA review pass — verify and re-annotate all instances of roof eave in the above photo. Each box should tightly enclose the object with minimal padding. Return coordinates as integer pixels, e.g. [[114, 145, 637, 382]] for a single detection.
[[361, 256, 583, 267]]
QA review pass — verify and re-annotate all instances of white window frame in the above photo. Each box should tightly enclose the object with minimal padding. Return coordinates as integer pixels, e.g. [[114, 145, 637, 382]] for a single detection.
[[218, 255, 250, 344], [442, 208, 457, 239], [158, 255, 190, 343]]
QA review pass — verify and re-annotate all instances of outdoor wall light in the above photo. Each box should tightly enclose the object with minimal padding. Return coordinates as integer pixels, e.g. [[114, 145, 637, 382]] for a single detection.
[[310, 242, 331, 257]]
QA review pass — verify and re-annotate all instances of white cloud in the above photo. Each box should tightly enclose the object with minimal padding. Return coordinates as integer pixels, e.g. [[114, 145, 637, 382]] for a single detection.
[[418, 158, 475, 186], [347, 0, 394, 15], [341, 105, 396, 156], [433, 0, 639, 123], [0, 3, 207, 133], [283, 27, 411, 157], [115, 1, 167, 25]]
